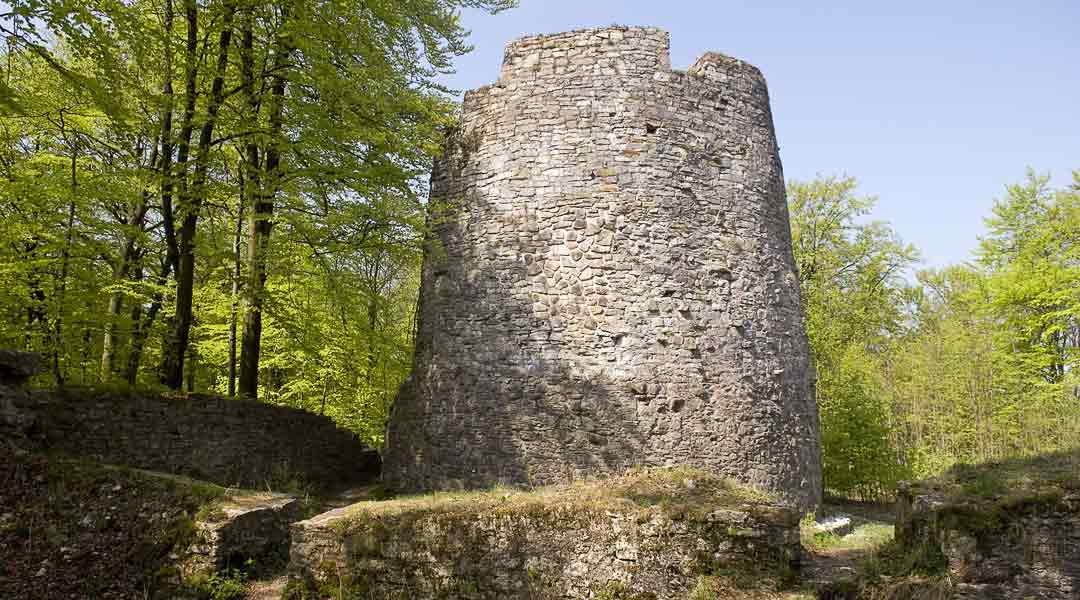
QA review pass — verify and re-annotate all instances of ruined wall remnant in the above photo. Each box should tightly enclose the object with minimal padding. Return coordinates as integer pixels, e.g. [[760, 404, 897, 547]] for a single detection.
[[290, 468, 801, 599], [384, 26, 821, 511], [895, 454, 1080, 599], [1, 384, 380, 490]]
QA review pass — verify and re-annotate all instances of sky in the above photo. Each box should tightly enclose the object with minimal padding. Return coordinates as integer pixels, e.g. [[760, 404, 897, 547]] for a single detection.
[[440, 0, 1080, 269]]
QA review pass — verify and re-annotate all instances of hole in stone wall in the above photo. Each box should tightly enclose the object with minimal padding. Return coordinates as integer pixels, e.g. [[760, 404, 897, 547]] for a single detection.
[[645, 123, 659, 134], [224, 552, 252, 572]]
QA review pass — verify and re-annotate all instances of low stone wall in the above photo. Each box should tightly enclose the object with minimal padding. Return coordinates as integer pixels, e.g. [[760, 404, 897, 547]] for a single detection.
[[185, 492, 300, 574], [1, 384, 379, 490], [896, 453, 1080, 599], [288, 468, 800, 599]]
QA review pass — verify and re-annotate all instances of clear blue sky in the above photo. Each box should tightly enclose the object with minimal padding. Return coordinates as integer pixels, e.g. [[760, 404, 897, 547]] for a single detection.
[[441, 0, 1079, 269]]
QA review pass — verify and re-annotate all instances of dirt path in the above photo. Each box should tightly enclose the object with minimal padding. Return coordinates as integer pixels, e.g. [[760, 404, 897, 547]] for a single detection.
[[243, 484, 383, 599], [801, 499, 897, 594]]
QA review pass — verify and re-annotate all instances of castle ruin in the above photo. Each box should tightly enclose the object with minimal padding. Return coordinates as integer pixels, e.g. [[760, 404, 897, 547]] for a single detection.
[[384, 27, 822, 511]]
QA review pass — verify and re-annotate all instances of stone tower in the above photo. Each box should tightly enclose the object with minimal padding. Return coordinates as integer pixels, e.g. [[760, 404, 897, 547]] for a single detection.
[[384, 27, 821, 511]]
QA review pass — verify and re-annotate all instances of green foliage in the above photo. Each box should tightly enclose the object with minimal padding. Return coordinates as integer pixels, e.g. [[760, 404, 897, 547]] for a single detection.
[[0, 0, 515, 443], [788, 176, 918, 499], [687, 577, 717, 600], [884, 172, 1080, 479], [190, 566, 249, 600], [791, 172, 1080, 498]]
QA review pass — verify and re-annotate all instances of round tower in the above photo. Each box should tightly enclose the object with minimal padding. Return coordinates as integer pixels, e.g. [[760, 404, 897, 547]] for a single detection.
[[384, 27, 822, 511]]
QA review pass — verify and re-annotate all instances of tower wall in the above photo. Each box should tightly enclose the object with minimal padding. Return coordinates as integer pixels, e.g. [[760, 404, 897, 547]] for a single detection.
[[384, 27, 822, 511]]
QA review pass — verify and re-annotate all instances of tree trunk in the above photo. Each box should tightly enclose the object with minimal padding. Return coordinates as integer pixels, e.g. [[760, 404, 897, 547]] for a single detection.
[[101, 181, 152, 381], [100, 290, 122, 379], [239, 15, 289, 400], [24, 238, 47, 349], [162, 0, 235, 389], [159, 0, 199, 386], [123, 260, 144, 380], [159, 0, 179, 275], [228, 157, 245, 396], [233, 8, 258, 397], [125, 258, 170, 384], [53, 124, 77, 385], [185, 342, 197, 392]]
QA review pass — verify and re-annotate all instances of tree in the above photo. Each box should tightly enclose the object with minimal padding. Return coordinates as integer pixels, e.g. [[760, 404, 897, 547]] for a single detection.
[[788, 176, 919, 499], [236, 0, 515, 399], [979, 170, 1080, 390], [0, 0, 514, 444], [2, 0, 513, 395]]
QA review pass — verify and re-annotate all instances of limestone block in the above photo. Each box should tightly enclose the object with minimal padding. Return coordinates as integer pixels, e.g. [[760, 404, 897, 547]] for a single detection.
[[896, 456, 1080, 599]]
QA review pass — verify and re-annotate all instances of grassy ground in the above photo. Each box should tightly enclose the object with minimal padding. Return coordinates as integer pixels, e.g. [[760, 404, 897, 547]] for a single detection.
[[328, 465, 778, 525], [798, 498, 898, 595], [908, 448, 1080, 506]]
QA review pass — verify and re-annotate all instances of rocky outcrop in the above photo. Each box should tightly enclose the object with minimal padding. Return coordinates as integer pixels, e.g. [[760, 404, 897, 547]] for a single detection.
[[895, 452, 1080, 599], [287, 468, 801, 599], [384, 26, 820, 512]]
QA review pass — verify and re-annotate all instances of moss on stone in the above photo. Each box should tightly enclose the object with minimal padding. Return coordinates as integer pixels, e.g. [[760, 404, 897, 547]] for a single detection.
[[901, 449, 1080, 550], [907, 449, 1079, 509], [332, 466, 774, 536], [291, 466, 800, 599]]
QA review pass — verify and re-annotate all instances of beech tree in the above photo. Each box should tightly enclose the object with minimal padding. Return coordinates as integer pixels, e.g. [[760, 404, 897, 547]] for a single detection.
[[790, 173, 1080, 499], [0, 0, 513, 443], [788, 176, 919, 499]]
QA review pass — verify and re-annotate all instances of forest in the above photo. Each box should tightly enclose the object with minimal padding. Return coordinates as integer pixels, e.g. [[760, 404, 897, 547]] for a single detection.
[[0, 0, 1077, 499]]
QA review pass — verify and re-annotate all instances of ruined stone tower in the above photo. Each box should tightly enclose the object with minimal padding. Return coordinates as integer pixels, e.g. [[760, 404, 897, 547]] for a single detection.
[[384, 27, 822, 511]]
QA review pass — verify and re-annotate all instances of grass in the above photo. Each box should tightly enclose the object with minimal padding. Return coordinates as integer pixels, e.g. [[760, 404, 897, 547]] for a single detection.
[[330, 465, 778, 529], [814, 537, 951, 600], [909, 448, 1080, 505], [802, 522, 895, 553]]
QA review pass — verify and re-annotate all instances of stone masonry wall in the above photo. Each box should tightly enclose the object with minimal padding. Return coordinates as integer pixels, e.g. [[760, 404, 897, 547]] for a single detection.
[[289, 469, 801, 599], [1, 385, 379, 490], [897, 480, 1080, 599], [385, 27, 821, 511]]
